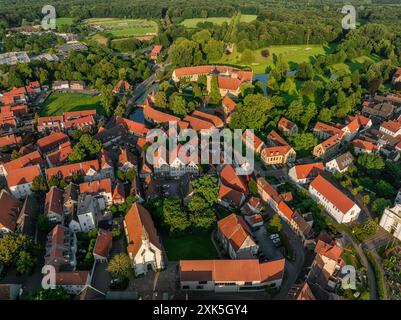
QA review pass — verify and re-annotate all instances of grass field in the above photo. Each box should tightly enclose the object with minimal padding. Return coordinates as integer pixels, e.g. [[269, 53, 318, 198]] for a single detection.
[[84, 18, 157, 37], [56, 17, 75, 26], [215, 44, 332, 73], [88, 34, 108, 45], [163, 233, 218, 261], [40, 92, 104, 116], [331, 54, 382, 75], [180, 14, 257, 28]]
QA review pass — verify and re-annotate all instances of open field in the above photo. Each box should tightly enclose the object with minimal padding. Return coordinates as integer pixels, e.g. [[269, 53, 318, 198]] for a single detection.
[[180, 14, 257, 28], [40, 92, 105, 116], [56, 17, 75, 26], [331, 54, 382, 75], [163, 232, 218, 261], [88, 34, 108, 45], [215, 44, 332, 73], [84, 18, 157, 37]]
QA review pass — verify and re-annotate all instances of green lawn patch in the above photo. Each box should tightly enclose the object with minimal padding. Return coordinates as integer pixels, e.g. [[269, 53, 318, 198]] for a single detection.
[[180, 14, 257, 28], [84, 18, 157, 37], [56, 17, 75, 26], [163, 232, 218, 261], [331, 54, 382, 75], [39, 92, 105, 116]]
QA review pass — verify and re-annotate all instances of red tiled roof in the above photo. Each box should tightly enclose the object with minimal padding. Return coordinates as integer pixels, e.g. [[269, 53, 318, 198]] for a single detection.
[[278, 117, 296, 131], [320, 134, 343, 151], [218, 213, 254, 251], [0, 134, 22, 148], [45, 186, 64, 216], [242, 131, 263, 150], [46, 141, 73, 167], [256, 177, 281, 203], [64, 115, 95, 130], [0, 190, 21, 231], [315, 239, 343, 261], [115, 116, 149, 136], [296, 282, 316, 300], [353, 139, 378, 152], [217, 76, 241, 91], [313, 122, 343, 136], [191, 110, 224, 127], [380, 119, 401, 133], [3, 151, 43, 173], [150, 45, 162, 57], [342, 117, 360, 133], [143, 103, 180, 124], [266, 130, 290, 147], [113, 80, 132, 93], [124, 203, 161, 257], [262, 145, 292, 157], [118, 147, 136, 167], [36, 132, 69, 151], [310, 175, 356, 214], [79, 178, 112, 195], [183, 114, 215, 131], [220, 164, 248, 193], [180, 259, 285, 283], [46, 159, 100, 180], [277, 201, 293, 220], [294, 162, 325, 180], [222, 95, 237, 112], [93, 230, 113, 258], [6, 165, 41, 187], [56, 271, 89, 286], [63, 110, 96, 121], [218, 184, 244, 207], [173, 65, 253, 82]]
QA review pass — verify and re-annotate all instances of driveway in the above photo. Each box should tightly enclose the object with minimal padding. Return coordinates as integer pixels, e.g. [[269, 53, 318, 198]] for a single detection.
[[254, 227, 283, 260]]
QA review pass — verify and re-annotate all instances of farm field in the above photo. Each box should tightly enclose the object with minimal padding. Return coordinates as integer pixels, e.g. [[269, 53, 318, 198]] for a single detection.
[[40, 92, 105, 116], [84, 18, 157, 37], [214, 44, 332, 73], [56, 17, 75, 26], [180, 14, 257, 28], [163, 233, 219, 261]]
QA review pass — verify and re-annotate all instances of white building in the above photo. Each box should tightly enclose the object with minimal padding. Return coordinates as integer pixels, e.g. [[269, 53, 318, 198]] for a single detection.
[[325, 152, 354, 174], [124, 203, 164, 275], [55, 271, 91, 294], [45, 186, 64, 223], [379, 204, 401, 241], [180, 259, 285, 292], [70, 194, 101, 232], [288, 162, 325, 184], [309, 175, 360, 224], [6, 165, 41, 200]]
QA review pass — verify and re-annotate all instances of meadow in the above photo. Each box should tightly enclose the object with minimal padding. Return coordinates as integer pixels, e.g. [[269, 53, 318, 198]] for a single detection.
[[180, 14, 257, 28], [84, 18, 158, 38]]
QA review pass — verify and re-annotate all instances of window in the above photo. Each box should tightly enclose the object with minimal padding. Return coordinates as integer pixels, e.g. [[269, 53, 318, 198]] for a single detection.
[[182, 285, 189, 289], [199, 281, 207, 284]]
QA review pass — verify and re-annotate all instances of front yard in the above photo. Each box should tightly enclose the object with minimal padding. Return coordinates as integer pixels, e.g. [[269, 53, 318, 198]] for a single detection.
[[163, 232, 218, 261]]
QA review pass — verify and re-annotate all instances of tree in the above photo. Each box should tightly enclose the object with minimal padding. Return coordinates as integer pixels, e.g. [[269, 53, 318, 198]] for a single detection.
[[31, 176, 48, 194], [100, 85, 115, 117], [203, 39, 224, 62], [107, 253, 131, 280], [168, 93, 188, 116], [297, 62, 314, 80], [290, 133, 318, 154], [189, 208, 216, 229], [357, 153, 385, 170], [268, 214, 282, 233], [69, 134, 102, 162], [208, 75, 221, 105], [240, 49, 255, 64], [300, 103, 317, 128], [37, 214, 52, 233], [372, 198, 391, 215], [114, 96, 127, 117], [11, 150, 21, 160], [248, 179, 258, 196], [28, 287, 71, 300], [230, 94, 274, 131], [191, 175, 219, 206], [125, 168, 137, 182], [16, 251, 36, 275], [318, 108, 332, 122], [162, 197, 190, 232], [48, 175, 60, 188], [286, 100, 304, 123], [188, 195, 209, 213], [154, 91, 167, 108], [261, 49, 270, 57], [0, 234, 37, 271]]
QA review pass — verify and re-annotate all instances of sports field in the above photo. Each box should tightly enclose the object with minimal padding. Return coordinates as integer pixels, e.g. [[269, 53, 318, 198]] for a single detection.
[[84, 18, 158, 37], [40, 92, 105, 116], [180, 14, 257, 28]]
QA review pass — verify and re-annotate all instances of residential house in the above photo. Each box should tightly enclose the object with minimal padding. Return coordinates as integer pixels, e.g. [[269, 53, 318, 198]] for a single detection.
[[242, 130, 264, 154], [16, 195, 38, 237], [218, 184, 246, 209], [118, 147, 137, 172], [256, 176, 281, 211], [55, 271, 90, 294], [352, 139, 379, 155], [309, 175, 360, 224], [379, 204, 401, 241], [219, 164, 248, 194], [36, 132, 69, 154], [99, 149, 115, 180], [0, 150, 44, 176], [112, 80, 132, 94], [37, 116, 63, 133], [143, 101, 180, 125], [313, 134, 343, 159], [217, 213, 258, 259], [123, 203, 164, 275], [219, 95, 237, 124], [70, 81, 85, 91], [6, 165, 41, 199], [179, 259, 285, 292], [0, 134, 22, 149], [379, 118, 401, 138], [278, 117, 298, 136], [150, 45, 162, 60], [261, 130, 296, 165], [79, 178, 112, 209], [112, 181, 130, 204], [45, 186, 64, 223], [52, 81, 69, 91], [44, 224, 77, 270], [244, 214, 264, 230], [0, 189, 21, 234], [45, 159, 102, 182], [93, 230, 113, 262], [63, 182, 79, 216], [46, 141, 73, 167], [288, 162, 325, 184], [325, 152, 354, 174], [71, 194, 101, 232], [362, 101, 395, 120]]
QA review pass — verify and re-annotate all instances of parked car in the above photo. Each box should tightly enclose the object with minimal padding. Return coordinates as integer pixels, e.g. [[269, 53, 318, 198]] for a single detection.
[[269, 233, 280, 240]]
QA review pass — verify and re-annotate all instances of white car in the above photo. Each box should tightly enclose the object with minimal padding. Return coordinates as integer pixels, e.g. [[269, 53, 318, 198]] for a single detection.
[[272, 238, 281, 244], [269, 233, 280, 240]]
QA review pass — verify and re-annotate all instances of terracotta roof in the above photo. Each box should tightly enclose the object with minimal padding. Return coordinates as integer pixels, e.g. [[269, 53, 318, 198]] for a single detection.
[[218, 213, 254, 251], [320, 134, 342, 151], [296, 282, 316, 300], [143, 103, 180, 124], [242, 131, 263, 150], [222, 95, 237, 112], [113, 80, 132, 93], [220, 164, 248, 193], [112, 181, 129, 202], [277, 201, 293, 220], [278, 117, 296, 131], [36, 132, 69, 152], [180, 259, 285, 283], [79, 178, 112, 195], [2, 150, 43, 174], [6, 165, 41, 187], [118, 147, 136, 167], [191, 110, 224, 127], [218, 184, 244, 207], [0, 190, 21, 231], [353, 139, 378, 152], [313, 122, 343, 136], [248, 213, 263, 224], [136, 137, 148, 149], [183, 115, 215, 131], [266, 130, 290, 147], [0, 134, 22, 148], [46, 159, 100, 180], [124, 203, 161, 257], [256, 177, 281, 203], [46, 141, 73, 167], [64, 115, 95, 130], [380, 119, 401, 133], [45, 186, 64, 216], [248, 196, 262, 210], [37, 116, 63, 126], [342, 117, 360, 134], [294, 162, 324, 180], [150, 45, 162, 56], [93, 230, 113, 258], [217, 76, 241, 91], [173, 65, 253, 82], [99, 149, 113, 169], [63, 110, 96, 121], [56, 271, 89, 286], [262, 145, 292, 157], [310, 175, 356, 214], [115, 116, 149, 136], [315, 239, 343, 261]]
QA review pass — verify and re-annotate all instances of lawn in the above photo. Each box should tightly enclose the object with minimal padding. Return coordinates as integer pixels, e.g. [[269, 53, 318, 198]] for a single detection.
[[84, 18, 158, 37], [180, 14, 257, 28], [331, 54, 382, 75], [163, 232, 218, 261], [214, 44, 332, 73], [88, 33, 108, 45], [40, 92, 105, 116], [56, 17, 75, 26]]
